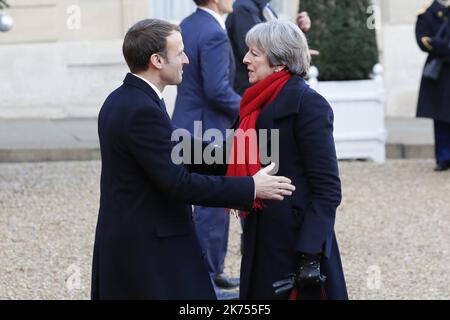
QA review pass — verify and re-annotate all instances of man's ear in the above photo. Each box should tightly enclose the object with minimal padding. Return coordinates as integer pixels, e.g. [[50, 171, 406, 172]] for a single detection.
[[149, 53, 163, 70]]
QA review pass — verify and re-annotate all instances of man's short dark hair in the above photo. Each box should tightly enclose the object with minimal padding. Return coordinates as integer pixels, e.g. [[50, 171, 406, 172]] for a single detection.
[[193, 0, 210, 6], [123, 19, 180, 73]]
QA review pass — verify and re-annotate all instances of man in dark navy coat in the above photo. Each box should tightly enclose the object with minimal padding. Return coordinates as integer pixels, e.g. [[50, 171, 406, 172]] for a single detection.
[[415, 0, 450, 171], [91, 18, 295, 300], [172, 0, 241, 297]]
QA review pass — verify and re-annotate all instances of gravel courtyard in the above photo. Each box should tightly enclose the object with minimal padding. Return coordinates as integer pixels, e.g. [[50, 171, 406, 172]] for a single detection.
[[0, 160, 449, 300]]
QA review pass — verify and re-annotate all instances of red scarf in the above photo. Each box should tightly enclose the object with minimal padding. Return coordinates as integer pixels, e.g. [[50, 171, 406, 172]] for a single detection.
[[226, 69, 292, 217]]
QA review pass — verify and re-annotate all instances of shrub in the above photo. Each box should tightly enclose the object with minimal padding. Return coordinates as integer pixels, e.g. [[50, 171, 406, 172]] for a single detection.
[[300, 0, 379, 80]]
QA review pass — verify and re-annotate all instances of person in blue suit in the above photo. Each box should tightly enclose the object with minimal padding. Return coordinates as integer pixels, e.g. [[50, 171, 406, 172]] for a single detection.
[[415, 0, 450, 171], [91, 18, 295, 300], [228, 20, 347, 300], [172, 0, 242, 297]]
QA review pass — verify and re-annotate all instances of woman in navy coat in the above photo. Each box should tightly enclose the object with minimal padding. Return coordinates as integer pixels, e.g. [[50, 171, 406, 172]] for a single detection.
[[226, 20, 348, 300]]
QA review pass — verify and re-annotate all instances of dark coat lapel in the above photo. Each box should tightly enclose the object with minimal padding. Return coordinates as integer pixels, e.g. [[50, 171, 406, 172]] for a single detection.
[[271, 75, 309, 121], [123, 73, 161, 105], [123, 73, 170, 118]]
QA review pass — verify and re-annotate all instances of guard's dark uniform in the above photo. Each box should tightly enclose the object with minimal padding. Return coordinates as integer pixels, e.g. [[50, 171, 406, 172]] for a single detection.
[[415, 1, 450, 168]]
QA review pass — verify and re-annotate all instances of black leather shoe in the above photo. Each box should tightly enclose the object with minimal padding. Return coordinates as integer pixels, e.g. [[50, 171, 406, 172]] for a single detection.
[[215, 289, 239, 300], [434, 162, 450, 172], [213, 273, 240, 289]]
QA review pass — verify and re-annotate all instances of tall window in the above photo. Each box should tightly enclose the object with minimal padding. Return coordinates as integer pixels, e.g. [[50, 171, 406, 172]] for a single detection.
[[150, 0, 196, 23], [150, 0, 293, 24], [271, 0, 298, 20], [270, 0, 284, 13]]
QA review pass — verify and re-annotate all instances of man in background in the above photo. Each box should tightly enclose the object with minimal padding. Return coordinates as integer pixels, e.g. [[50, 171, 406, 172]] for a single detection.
[[226, 0, 312, 95], [172, 0, 242, 300]]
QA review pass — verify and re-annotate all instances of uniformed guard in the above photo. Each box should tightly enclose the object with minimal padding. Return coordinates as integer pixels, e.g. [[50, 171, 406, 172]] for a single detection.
[[416, 0, 450, 171]]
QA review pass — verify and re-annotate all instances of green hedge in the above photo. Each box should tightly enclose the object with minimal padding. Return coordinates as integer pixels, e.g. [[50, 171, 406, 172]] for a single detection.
[[300, 0, 379, 81], [0, 0, 10, 10]]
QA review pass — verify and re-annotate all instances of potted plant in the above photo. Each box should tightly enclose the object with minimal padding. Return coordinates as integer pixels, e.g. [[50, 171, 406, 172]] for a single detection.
[[0, 0, 9, 9], [0, 0, 13, 32], [301, 0, 386, 163]]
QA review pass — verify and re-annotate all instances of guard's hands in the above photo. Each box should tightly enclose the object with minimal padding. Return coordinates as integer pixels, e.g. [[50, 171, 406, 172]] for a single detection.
[[309, 49, 320, 56], [252, 163, 295, 201], [296, 11, 311, 33]]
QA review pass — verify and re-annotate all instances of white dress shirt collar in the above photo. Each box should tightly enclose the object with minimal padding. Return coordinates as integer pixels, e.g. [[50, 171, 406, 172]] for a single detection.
[[131, 73, 163, 100], [262, 4, 277, 21], [198, 7, 226, 30]]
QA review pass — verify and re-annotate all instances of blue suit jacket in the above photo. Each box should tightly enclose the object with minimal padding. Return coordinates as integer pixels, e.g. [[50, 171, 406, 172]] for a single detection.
[[173, 9, 241, 137], [91, 73, 254, 299]]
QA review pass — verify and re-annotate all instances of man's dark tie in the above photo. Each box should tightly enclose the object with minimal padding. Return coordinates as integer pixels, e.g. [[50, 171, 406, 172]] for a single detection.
[[159, 98, 171, 121]]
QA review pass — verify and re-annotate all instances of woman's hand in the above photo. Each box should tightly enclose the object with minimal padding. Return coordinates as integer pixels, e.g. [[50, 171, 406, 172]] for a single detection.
[[295, 252, 326, 290]]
